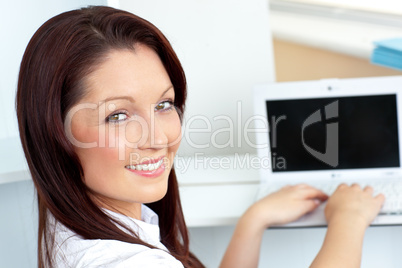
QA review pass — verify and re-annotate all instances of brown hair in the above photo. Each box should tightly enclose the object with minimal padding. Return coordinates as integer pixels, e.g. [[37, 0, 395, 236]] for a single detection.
[[16, 6, 203, 268]]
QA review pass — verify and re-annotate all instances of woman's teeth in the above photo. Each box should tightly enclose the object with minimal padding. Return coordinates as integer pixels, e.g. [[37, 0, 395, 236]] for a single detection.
[[126, 159, 163, 171]]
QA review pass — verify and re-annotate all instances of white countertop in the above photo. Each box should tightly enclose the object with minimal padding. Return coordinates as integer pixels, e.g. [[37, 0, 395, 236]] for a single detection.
[[176, 154, 261, 227]]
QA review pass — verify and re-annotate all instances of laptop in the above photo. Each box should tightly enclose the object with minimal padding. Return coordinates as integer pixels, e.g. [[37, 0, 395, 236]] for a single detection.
[[253, 76, 402, 227]]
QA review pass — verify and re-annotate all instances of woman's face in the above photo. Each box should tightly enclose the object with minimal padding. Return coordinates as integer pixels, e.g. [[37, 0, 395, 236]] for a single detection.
[[66, 45, 181, 218]]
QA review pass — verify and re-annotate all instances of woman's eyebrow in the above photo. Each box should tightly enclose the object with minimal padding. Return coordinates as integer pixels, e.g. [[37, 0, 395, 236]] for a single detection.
[[160, 85, 174, 98], [97, 95, 135, 107], [96, 85, 173, 107]]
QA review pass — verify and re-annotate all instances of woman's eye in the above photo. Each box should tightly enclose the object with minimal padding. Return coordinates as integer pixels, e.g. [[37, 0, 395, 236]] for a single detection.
[[107, 112, 128, 123], [155, 101, 174, 111]]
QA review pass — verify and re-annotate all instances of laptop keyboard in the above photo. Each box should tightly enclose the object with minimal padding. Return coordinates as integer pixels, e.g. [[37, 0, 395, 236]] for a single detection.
[[315, 182, 402, 215], [258, 182, 402, 215]]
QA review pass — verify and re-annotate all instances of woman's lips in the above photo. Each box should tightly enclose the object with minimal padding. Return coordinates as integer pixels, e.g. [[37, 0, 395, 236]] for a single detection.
[[125, 157, 166, 178]]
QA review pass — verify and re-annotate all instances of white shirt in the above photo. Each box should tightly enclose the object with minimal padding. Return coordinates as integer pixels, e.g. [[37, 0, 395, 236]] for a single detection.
[[51, 205, 184, 268]]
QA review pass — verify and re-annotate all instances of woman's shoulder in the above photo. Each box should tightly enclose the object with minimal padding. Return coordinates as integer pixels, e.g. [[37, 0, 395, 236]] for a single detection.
[[54, 232, 183, 268], [51, 206, 184, 268]]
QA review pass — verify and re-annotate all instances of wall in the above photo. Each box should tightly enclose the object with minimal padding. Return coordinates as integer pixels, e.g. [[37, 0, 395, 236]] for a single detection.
[[0, 180, 37, 267]]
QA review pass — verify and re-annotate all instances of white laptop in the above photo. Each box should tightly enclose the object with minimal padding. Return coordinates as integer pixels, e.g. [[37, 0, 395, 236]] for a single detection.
[[254, 76, 402, 227]]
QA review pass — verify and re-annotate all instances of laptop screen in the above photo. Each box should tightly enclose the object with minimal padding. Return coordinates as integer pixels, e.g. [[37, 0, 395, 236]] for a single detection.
[[266, 94, 400, 172]]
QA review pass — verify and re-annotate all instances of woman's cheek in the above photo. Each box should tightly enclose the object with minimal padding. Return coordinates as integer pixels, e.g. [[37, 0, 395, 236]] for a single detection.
[[166, 116, 182, 150], [69, 116, 100, 145], [78, 126, 129, 164]]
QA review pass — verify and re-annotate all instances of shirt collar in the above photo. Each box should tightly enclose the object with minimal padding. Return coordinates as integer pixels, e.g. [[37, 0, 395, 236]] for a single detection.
[[103, 204, 161, 245]]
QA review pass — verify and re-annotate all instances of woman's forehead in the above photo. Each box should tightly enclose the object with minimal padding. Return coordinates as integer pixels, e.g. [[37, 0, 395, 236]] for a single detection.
[[80, 47, 174, 104]]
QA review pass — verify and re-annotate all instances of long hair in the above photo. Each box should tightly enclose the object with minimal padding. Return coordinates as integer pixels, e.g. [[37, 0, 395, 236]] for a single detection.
[[16, 6, 203, 268]]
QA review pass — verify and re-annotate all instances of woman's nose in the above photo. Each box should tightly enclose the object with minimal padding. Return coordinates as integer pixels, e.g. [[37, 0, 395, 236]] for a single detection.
[[134, 113, 168, 150]]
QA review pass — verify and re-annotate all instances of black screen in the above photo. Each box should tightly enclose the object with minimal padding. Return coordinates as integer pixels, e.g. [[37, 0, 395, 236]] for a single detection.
[[267, 94, 400, 172]]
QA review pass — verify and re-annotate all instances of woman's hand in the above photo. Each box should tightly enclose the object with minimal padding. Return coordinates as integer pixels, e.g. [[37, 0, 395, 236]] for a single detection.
[[311, 184, 385, 268], [220, 184, 327, 268], [325, 183, 385, 228], [246, 184, 328, 230]]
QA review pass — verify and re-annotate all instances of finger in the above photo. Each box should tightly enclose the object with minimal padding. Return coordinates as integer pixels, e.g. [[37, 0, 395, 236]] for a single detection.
[[302, 199, 322, 214], [351, 183, 361, 189], [293, 183, 325, 191], [302, 187, 329, 201], [295, 183, 310, 188], [337, 183, 348, 190], [363, 185, 374, 195], [374, 193, 386, 205], [289, 184, 308, 190]]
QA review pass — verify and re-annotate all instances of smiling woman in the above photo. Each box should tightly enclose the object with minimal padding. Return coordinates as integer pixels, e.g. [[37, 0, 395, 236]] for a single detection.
[[16, 6, 201, 268]]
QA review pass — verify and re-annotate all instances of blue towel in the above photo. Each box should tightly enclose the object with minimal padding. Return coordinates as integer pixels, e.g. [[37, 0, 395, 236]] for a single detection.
[[371, 38, 402, 70]]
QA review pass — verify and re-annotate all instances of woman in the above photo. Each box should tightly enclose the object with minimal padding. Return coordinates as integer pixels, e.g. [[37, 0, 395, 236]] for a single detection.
[[16, 6, 384, 268]]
